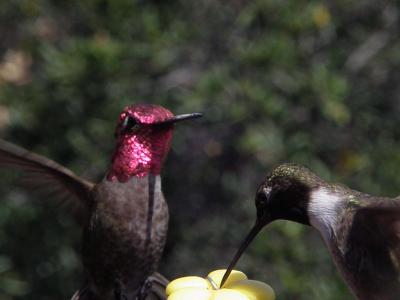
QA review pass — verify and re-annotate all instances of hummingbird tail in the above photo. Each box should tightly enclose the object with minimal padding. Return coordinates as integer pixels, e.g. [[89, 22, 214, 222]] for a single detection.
[[70, 273, 168, 300]]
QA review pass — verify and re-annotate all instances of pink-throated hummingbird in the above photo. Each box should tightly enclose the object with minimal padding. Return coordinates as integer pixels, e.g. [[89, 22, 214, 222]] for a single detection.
[[0, 104, 202, 300], [221, 163, 400, 300]]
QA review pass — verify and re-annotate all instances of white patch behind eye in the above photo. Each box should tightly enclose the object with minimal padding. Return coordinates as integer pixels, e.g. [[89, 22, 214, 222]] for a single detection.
[[309, 187, 342, 242], [263, 186, 272, 194]]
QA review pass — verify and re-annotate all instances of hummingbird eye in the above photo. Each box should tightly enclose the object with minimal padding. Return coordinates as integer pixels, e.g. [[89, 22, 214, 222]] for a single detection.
[[121, 115, 139, 133], [256, 192, 269, 208]]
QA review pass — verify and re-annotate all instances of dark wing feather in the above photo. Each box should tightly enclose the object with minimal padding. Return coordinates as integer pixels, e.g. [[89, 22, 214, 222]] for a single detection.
[[0, 139, 93, 221], [346, 198, 400, 300]]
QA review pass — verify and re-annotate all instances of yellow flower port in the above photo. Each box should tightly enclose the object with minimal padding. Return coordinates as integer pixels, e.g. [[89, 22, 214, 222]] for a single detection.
[[166, 269, 275, 300]]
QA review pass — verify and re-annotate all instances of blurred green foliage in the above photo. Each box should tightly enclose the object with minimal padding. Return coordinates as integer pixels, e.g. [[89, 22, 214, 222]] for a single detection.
[[0, 0, 400, 299]]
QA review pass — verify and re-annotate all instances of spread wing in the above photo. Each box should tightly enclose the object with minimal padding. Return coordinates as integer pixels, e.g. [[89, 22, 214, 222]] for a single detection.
[[0, 139, 94, 221]]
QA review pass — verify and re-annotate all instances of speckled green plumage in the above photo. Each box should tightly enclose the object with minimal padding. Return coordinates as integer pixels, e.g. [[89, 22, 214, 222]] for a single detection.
[[267, 163, 323, 187]]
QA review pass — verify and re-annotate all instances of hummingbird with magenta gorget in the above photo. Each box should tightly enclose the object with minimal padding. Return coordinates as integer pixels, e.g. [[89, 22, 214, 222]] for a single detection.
[[0, 104, 202, 300], [221, 163, 400, 300]]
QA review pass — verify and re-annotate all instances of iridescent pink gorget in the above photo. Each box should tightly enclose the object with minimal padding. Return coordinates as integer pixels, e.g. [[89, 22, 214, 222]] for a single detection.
[[107, 104, 173, 181], [107, 104, 201, 182]]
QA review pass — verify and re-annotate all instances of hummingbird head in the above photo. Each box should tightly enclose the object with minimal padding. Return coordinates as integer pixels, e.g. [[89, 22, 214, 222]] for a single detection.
[[221, 163, 324, 287], [254, 163, 323, 226], [107, 104, 202, 182]]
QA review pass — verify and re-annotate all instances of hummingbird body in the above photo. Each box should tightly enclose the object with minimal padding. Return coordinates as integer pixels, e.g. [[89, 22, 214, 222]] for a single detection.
[[222, 164, 400, 300], [0, 104, 201, 300], [82, 175, 168, 299], [309, 186, 400, 300]]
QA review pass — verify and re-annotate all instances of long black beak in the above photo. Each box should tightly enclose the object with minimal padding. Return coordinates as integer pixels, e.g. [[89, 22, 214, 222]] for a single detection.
[[155, 113, 202, 125], [220, 217, 269, 287]]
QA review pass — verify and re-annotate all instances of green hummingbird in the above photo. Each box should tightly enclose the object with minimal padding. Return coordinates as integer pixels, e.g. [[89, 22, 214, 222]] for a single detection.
[[221, 163, 400, 300]]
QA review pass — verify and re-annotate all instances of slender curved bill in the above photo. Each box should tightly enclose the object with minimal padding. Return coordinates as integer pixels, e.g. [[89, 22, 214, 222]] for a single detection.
[[220, 220, 265, 288]]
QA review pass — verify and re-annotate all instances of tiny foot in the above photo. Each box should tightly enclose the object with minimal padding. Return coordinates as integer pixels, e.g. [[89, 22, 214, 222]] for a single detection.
[[137, 279, 153, 300]]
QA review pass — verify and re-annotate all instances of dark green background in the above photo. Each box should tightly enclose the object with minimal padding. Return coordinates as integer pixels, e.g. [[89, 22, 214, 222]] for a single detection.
[[1, 1, 400, 299]]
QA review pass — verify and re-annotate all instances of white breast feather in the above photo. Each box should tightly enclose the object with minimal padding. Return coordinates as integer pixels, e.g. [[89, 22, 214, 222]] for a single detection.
[[308, 187, 342, 242]]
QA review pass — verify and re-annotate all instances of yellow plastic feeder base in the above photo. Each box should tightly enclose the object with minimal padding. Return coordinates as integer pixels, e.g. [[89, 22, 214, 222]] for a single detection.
[[166, 269, 275, 300]]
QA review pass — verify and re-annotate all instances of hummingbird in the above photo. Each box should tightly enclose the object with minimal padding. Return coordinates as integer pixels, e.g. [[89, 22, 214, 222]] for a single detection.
[[0, 104, 202, 300], [221, 163, 400, 300]]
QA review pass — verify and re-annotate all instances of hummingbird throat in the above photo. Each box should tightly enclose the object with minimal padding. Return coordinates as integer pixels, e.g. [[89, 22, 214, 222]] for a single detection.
[[107, 127, 173, 182]]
